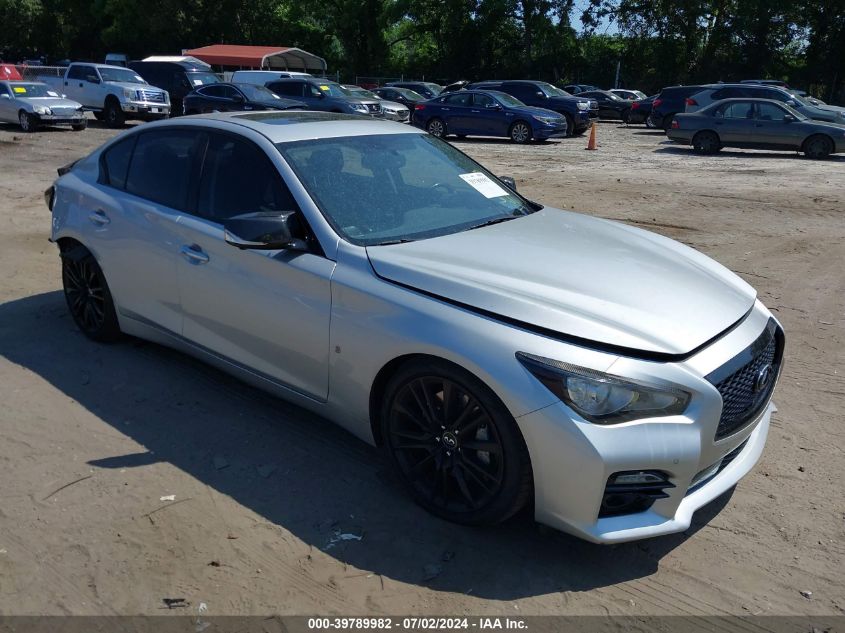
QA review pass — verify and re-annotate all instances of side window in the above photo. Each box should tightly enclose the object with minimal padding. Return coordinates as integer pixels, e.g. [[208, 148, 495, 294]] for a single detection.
[[268, 82, 301, 97], [78, 66, 97, 81], [125, 130, 199, 210], [200, 84, 226, 98], [67, 65, 84, 80], [472, 93, 495, 107], [307, 83, 323, 97], [757, 103, 789, 121], [505, 84, 533, 100], [445, 93, 471, 106], [100, 135, 137, 189], [217, 85, 237, 99], [722, 102, 755, 119], [761, 88, 787, 103], [198, 133, 298, 222]]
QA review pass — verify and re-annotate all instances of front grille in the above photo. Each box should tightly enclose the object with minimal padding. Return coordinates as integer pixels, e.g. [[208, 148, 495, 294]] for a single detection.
[[706, 319, 783, 440], [139, 90, 166, 103], [50, 106, 80, 116]]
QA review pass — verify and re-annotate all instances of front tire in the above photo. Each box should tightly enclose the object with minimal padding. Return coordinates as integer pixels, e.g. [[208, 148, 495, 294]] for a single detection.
[[509, 121, 531, 144], [72, 120, 87, 132], [563, 113, 574, 137], [381, 359, 532, 526], [803, 134, 833, 159], [19, 110, 37, 133], [692, 130, 721, 154], [104, 99, 125, 128], [61, 250, 121, 342], [426, 117, 446, 138]]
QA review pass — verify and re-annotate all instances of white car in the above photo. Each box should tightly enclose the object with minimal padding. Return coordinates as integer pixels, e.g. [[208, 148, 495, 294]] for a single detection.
[[47, 112, 784, 543], [0, 80, 86, 132], [610, 89, 647, 101]]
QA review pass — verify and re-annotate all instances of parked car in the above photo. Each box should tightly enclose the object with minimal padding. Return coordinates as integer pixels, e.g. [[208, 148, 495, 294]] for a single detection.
[[372, 86, 425, 110], [386, 81, 442, 99], [466, 80, 596, 136], [576, 90, 632, 121], [647, 85, 706, 131], [266, 78, 383, 117], [740, 79, 789, 88], [610, 89, 647, 101], [40, 62, 169, 127], [412, 89, 567, 143], [668, 98, 845, 159], [342, 85, 409, 122], [563, 83, 599, 94], [441, 80, 470, 93], [0, 80, 86, 132], [230, 70, 313, 85], [47, 110, 784, 543], [626, 95, 657, 126], [684, 84, 845, 125], [104, 53, 128, 67], [182, 83, 305, 115], [129, 60, 220, 116]]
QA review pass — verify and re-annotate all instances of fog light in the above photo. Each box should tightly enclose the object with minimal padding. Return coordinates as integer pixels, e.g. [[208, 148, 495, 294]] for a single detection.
[[599, 470, 675, 518]]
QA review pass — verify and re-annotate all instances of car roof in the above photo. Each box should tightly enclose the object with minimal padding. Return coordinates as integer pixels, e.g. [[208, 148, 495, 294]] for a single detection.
[[699, 83, 787, 90], [172, 111, 422, 143]]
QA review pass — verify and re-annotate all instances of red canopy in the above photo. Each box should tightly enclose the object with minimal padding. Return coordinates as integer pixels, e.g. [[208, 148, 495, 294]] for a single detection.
[[184, 45, 326, 72]]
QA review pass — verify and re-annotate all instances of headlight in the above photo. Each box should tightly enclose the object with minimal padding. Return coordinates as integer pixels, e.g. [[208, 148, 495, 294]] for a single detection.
[[576, 101, 589, 110], [34, 105, 52, 115], [535, 116, 559, 124], [350, 103, 369, 113], [122, 88, 135, 99], [516, 352, 690, 424]]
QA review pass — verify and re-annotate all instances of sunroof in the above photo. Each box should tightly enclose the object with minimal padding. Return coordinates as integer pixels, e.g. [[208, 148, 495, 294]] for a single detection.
[[236, 111, 362, 124]]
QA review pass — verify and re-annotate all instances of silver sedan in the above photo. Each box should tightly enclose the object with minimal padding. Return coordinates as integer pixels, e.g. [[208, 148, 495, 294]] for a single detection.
[[0, 80, 87, 132], [47, 112, 784, 543]]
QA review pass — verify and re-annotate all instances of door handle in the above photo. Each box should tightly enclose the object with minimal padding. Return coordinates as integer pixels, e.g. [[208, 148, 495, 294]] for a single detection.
[[441, 107, 450, 111], [88, 210, 110, 226], [180, 244, 209, 265], [471, 110, 480, 113]]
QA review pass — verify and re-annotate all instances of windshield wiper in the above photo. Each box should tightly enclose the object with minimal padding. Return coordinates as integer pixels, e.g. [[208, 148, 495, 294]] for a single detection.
[[467, 216, 517, 231], [373, 238, 415, 246]]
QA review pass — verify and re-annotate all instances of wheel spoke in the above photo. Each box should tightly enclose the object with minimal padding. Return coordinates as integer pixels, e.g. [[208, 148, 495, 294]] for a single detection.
[[452, 466, 478, 508], [462, 439, 502, 454], [392, 400, 432, 433], [460, 454, 502, 486], [457, 460, 498, 495]]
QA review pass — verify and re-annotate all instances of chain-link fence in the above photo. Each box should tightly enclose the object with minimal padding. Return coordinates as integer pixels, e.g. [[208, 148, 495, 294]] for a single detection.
[[354, 76, 403, 88], [12, 65, 66, 81]]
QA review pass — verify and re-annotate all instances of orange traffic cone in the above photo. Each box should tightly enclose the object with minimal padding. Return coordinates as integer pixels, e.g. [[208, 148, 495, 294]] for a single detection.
[[585, 122, 598, 150]]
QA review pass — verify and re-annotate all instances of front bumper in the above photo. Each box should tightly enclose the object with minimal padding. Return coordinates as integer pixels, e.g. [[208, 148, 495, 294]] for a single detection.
[[122, 101, 170, 118], [383, 110, 410, 123], [516, 302, 781, 543], [534, 123, 568, 139], [34, 113, 86, 125]]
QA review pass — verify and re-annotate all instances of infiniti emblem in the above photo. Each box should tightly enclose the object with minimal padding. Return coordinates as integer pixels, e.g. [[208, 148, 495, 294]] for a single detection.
[[754, 364, 773, 393], [441, 432, 458, 449]]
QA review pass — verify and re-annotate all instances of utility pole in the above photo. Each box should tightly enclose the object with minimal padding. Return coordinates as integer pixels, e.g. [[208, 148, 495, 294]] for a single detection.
[[614, 60, 621, 88]]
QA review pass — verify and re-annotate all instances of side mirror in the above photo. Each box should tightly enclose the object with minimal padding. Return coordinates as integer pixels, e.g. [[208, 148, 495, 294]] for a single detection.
[[783, 114, 796, 122], [231, 93, 244, 102], [485, 102, 502, 110], [499, 176, 517, 191], [785, 100, 796, 107], [224, 211, 307, 251], [536, 91, 546, 98], [86, 75, 100, 84], [0, 94, 10, 99]]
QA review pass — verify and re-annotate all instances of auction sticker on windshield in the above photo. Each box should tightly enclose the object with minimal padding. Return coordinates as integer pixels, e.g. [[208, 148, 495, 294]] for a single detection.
[[459, 172, 509, 198], [13, 86, 26, 94]]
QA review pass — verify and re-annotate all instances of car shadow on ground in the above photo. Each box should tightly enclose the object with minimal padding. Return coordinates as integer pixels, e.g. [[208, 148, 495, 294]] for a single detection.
[[654, 146, 845, 161], [0, 290, 735, 600]]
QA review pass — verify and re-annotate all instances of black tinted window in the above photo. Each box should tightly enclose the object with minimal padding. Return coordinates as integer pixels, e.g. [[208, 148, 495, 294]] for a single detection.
[[472, 93, 495, 107], [198, 133, 297, 221], [126, 130, 198, 210], [68, 65, 90, 80], [504, 83, 536, 99], [100, 135, 137, 189], [269, 81, 303, 97], [761, 88, 787, 102], [200, 84, 226, 97], [445, 93, 471, 106], [757, 103, 789, 121]]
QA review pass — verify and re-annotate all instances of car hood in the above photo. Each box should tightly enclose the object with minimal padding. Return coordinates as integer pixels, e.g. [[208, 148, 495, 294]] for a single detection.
[[105, 81, 161, 92], [379, 100, 409, 112], [21, 96, 81, 109], [513, 105, 565, 119], [366, 209, 756, 357]]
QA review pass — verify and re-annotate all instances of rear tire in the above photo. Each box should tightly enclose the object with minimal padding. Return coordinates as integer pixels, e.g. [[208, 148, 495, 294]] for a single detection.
[[645, 116, 656, 129], [380, 359, 532, 526], [621, 108, 631, 124], [61, 249, 122, 342], [662, 114, 675, 133], [104, 99, 125, 128], [426, 117, 446, 138], [692, 130, 721, 154], [509, 121, 531, 144], [803, 134, 833, 160]]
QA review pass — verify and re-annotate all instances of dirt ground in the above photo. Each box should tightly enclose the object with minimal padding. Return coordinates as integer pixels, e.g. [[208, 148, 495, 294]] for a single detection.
[[0, 117, 843, 618]]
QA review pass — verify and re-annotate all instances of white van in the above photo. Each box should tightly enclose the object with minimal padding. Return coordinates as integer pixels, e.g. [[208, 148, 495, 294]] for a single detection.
[[230, 70, 313, 85]]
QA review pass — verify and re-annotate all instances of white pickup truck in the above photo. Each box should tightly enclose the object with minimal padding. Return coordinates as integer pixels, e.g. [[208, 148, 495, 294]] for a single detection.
[[41, 63, 170, 127]]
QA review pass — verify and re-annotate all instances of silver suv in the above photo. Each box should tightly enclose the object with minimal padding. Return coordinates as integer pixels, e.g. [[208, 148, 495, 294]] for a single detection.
[[686, 83, 845, 124], [265, 78, 383, 117]]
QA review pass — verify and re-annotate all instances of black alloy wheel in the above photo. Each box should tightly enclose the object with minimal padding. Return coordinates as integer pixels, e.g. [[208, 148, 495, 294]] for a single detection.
[[382, 361, 532, 525], [61, 252, 121, 342]]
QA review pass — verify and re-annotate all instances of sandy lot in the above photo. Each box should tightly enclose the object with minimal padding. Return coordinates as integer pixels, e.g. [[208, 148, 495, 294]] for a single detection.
[[0, 117, 843, 618]]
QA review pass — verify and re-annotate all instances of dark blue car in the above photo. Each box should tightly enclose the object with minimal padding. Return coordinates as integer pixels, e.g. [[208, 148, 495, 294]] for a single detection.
[[412, 90, 567, 143]]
